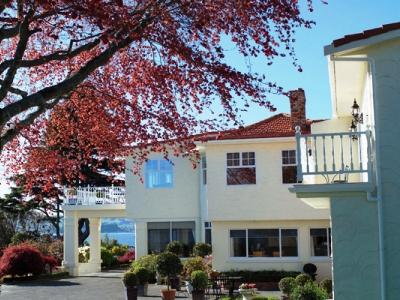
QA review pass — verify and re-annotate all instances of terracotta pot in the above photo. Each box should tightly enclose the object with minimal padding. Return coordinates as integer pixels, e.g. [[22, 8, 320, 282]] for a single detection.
[[137, 283, 148, 296], [125, 286, 138, 300], [161, 289, 176, 300], [192, 290, 205, 300]]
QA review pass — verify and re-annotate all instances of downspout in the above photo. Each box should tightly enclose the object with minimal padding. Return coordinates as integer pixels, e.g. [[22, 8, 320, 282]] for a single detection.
[[331, 56, 385, 300]]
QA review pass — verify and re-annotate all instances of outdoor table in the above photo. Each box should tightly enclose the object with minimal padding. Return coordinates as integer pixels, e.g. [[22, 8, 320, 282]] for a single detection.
[[213, 276, 243, 297]]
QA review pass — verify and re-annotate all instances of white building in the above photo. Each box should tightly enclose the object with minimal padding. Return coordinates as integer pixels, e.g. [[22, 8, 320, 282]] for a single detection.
[[62, 89, 332, 280]]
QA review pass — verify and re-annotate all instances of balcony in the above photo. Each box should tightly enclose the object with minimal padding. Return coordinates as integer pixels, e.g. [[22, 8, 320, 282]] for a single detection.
[[290, 128, 375, 207], [63, 186, 126, 206]]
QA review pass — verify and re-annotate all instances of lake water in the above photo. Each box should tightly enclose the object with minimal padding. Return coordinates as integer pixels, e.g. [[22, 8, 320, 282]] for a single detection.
[[101, 232, 135, 247]]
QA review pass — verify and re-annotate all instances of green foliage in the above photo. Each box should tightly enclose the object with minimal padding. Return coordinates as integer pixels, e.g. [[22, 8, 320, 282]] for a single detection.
[[165, 241, 184, 256], [182, 256, 209, 278], [111, 245, 128, 256], [192, 243, 212, 257], [101, 234, 119, 249], [319, 279, 333, 296], [134, 267, 150, 285], [123, 271, 138, 287], [221, 270, 301, 283], [190, 270, 208, 291], [295, 273, 312, 287], [252, 297, 279, 300], [48, 239, 63, 263], [291, 282, 328, 300], [101, 247, 117, 268], [10, 232, 37, 245], [279, 277, 296, 295], [0, 212, 15, 249], [78, 246, 90, 263], [131, 254, 158, 281], [155, 252, 183, 279]]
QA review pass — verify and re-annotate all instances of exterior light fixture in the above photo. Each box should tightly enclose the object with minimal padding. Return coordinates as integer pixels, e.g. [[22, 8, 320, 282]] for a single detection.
[[351, 99, 363, 124]]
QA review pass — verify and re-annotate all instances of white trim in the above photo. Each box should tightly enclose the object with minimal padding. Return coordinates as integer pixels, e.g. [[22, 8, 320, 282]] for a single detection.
[[201, 136, 295, 146], [228, 257, 301, 263]]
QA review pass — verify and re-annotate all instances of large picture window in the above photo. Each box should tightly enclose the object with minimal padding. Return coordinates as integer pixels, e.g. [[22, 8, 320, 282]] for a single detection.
[[145, 159, 173, 188], [227, 152, 256, 185], [148, 221, 195, 256], [230, 228, 298, 258], [282, 150, 297, 184], [310, 228, 332, 257]]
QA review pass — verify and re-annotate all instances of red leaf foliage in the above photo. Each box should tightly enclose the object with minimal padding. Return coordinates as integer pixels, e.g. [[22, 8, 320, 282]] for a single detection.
[[117, 249, 135, 264]]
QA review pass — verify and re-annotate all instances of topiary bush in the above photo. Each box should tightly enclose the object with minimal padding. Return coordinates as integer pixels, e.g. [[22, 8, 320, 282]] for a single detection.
[[319, 279, 332, 297], [295, 273, 312, 287], [123, 271, 138, 287], [131, 254, 158, 282], [101, 247, 117, 268], [192, 243, 212, 257], [279, 277, 296, 296], [182, 256, 209, 278], [166, 241, 184, 256], [0, 243, 45, 277], [155, 252, 183, 289], [303, 263, 317, 280], [291, 282, 328, 300], [134, 267, 150, 285], [191, 270, 208, 291]]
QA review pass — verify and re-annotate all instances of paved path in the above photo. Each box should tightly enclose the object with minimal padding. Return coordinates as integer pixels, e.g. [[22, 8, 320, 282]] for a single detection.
[[0, 271, 282, 300]]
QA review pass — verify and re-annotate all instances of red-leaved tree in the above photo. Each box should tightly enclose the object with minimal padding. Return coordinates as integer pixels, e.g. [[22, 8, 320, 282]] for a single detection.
[[0, 0, 315, 175]]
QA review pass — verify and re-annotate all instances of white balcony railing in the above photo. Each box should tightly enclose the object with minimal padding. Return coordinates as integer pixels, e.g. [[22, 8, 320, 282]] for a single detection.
[[63, 186, 126, 206], [295, 127, 373, 184]]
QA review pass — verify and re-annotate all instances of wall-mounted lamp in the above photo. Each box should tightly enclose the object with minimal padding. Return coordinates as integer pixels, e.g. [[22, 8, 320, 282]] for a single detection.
[[351, 99, 363, 124]]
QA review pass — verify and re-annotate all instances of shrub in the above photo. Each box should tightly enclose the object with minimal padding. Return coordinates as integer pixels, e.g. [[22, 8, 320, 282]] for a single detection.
[[166, 241, 184, 256], [101, 247, 117, 268], [48, 239, 64, 264], [155, 252, 183, 288], [191, 270, 208, 291], [134, 267, 150, 285], [101, 235, 119, 250], [111, 245, 129, 256], [291, 282, 328, 300], [279, 277, 296, 295], [221, 270, 301, 283], [295, 273, 312, 287], [252, 297, 279, 300], [10, 232, 37, 245], [132, 254, 158, 281], [42, 255, 58, 273], [117, 250, 135, 264], [182, 256, 208, 278], [0, 244, 44, 277], [123, 271, 138, 287], [303, 263, 317, 280], [78, 246, 90, 263], [192, 243, 212, 257], [319, 279, 333, 296]]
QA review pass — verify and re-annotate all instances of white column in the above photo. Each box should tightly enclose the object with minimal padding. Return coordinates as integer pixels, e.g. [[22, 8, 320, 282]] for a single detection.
[[195, 218, 202, 243], [88, 217, 102, 273], [62, 211, 79, 276], [135, 221, 147, 259]]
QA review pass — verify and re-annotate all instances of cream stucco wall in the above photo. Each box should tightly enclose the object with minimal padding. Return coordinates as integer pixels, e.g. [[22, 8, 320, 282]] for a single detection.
[[205, 140, 330, 221], [212, 220, 332, 281]]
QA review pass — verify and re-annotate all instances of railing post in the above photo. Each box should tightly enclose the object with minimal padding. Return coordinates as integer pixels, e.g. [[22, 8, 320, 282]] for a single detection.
[[295, 126, 303, 183], [366, 129, 373, 183]]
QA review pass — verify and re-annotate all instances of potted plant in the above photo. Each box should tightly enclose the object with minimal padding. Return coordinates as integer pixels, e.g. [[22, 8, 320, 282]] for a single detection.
[[134, 267, 150, 296], [123, 271, 138, 300], [190, 270, 208, 300], [156, 252, 183, 300], [238, 283, 257, 300]]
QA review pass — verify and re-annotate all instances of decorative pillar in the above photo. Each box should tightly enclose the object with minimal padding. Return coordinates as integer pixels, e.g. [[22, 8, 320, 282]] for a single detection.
[[135, 221, 147, 259], [62, 211, 79, 276], [88, 217, 102, 273]]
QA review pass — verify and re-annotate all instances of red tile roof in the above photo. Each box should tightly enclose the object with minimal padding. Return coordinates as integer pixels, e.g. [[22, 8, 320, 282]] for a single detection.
[[196, 113, 313, 142], [332, 22, 400, 48]]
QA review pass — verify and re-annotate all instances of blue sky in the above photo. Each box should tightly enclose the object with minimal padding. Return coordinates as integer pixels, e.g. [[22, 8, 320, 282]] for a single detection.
[[1, 1, 400, 196]]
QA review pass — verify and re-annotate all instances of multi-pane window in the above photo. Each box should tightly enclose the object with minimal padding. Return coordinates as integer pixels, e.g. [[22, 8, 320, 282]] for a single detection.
[[310, 228, 332, 257], [148, 221, 195, 256], [145, 159, 173, 188], [282, 150, 297, 184], [204, 222, 212, 245], [227, 152, 256, 185], [201, 156, 207, 185], [230, 228, 298, 258]]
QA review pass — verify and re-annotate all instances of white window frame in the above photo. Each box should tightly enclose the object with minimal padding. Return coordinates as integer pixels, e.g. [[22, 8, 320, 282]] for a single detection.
[[310, 227, 332, 258], [201, 155, 207, 185], [226, 152, 256, 185], [145, 159, 174, 189], [229, 228, 299, 259], [281, 150, 297, 184]]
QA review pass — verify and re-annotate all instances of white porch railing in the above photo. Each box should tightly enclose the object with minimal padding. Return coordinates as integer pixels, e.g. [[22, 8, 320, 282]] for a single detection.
[[295, 127, 373, 184], [63, 186, 126, 205]]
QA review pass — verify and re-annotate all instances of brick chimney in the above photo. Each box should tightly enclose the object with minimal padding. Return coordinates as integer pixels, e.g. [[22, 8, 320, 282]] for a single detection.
[[289, 88, 307, 131]]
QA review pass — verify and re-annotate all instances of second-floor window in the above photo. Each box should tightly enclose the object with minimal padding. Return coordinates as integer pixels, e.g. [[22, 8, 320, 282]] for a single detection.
[[310, 228, 332, 257], [282, 150, 297, 184], [145, 159, 173, 189], [201, 155, 207, 185], [227, 152, 256, 185]]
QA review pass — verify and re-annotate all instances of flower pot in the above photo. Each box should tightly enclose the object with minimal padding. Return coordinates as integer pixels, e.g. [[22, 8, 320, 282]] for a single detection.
[[192, 290, 205, 300], [161, 289, 176, 300], [125, 286, 138, 300], [238, 288, 256, 300], [137, 283, 148, 296]]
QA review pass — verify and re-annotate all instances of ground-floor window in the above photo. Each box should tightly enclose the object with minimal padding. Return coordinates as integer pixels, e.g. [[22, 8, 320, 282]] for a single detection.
[[147, 221, 195, 256], [204, 222, 212, 245], [230, 228, 298, 258], [310, 228, 332, 257]]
